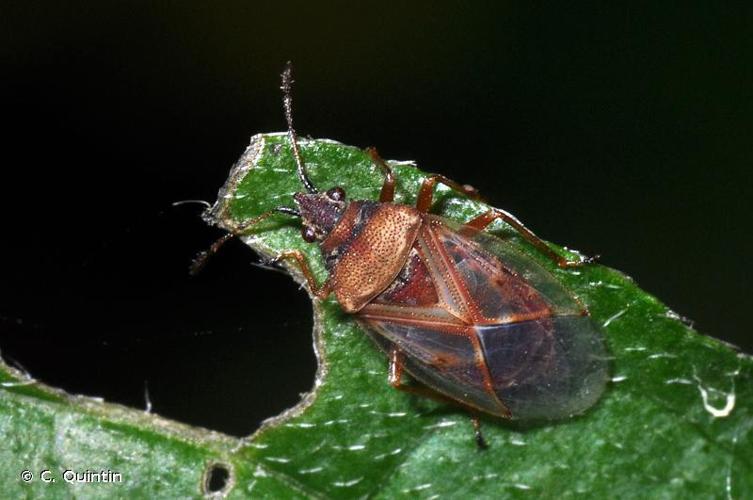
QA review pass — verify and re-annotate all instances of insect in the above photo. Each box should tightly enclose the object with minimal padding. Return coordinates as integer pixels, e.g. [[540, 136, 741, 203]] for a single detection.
[[202, 64, 608, 445]]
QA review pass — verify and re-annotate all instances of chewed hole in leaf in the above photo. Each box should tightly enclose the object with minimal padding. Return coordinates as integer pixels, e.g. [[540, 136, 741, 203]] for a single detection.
[[0, 247, 317, 437], [203, 462, 233, 495]]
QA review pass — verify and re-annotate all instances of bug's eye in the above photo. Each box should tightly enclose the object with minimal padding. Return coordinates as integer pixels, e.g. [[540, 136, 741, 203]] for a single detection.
[[326, 186, 346, 201], [301, 226, 317, 243]]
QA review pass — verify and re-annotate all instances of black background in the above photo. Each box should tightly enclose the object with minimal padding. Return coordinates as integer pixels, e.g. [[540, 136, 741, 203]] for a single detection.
[[1, 3, 751, 437]]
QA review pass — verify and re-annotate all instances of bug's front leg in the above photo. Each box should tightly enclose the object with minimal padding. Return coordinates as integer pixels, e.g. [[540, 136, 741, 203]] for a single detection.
[[463, 209, 597, 268], [191, 207, 299, 275], [270, 250, 332, 300]]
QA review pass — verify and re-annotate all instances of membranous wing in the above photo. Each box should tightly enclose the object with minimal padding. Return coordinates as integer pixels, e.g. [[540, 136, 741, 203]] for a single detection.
[[359, 215, 608, 420]]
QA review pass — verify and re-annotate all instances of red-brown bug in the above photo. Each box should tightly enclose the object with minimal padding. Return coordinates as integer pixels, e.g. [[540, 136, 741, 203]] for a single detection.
[[202, 64, 608, 441]]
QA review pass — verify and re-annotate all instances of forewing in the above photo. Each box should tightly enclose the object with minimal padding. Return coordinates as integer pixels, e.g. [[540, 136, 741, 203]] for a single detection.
[[430, 216, 608, 419], [477, 316, 608, 419], [361, 319, 510, 417], [359, 215, 607, 421], [430, 215, 586, 321]]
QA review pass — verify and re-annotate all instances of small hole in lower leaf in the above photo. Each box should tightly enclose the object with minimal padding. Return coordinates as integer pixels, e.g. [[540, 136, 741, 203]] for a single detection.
[[204, 462, 232, 495]]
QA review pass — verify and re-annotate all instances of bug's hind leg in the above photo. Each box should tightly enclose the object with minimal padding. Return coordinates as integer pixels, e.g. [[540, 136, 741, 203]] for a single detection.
[[406, 169, 594, 268], [463, 209, 597, 268], [471, 416, 489, 450], [388, 348, 489, 449]]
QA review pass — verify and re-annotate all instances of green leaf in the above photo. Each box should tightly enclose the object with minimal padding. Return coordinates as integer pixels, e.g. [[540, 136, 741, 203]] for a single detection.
[[2, 133, 751, 498]]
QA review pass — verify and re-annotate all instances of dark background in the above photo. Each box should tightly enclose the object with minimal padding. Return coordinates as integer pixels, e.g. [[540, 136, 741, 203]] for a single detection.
[[1, 2, 751, 437]]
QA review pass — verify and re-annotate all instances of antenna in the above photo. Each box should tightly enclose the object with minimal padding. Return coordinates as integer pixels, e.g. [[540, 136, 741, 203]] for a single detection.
[[281, 62, 318, 194]]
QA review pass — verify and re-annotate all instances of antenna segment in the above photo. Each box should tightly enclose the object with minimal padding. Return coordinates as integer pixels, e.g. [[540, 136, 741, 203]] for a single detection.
[[281, 62, 318, 194]]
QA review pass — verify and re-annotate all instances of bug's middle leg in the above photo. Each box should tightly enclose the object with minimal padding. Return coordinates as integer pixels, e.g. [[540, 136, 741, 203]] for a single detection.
[[388, 349, 480, 417], [366, 147, 396, 203], [388, 348, 453, 401], [389, 348, 489, 450], [463, 209, 596, 268], [388, 347, 409, 388], [416, 174, 482, 213]]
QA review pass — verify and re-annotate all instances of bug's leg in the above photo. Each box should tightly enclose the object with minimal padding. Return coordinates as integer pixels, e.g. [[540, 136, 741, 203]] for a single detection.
[[471, 416, 489, 450], [390, 349, 491, 448], [388, 349, 447, 397], [366, 147, 396, 203], [416, 175, 482, 213], [270, 250, 332, 300], [388, 347, 406, 387], [388, 349, 463, 402], [463, 209, 597, 268], [191, 207, 301, 275], [190, 232, 235, 275]]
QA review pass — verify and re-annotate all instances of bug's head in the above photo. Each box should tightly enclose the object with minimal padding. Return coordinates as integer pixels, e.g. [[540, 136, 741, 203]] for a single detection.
[[293, 186, 347, 243]]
